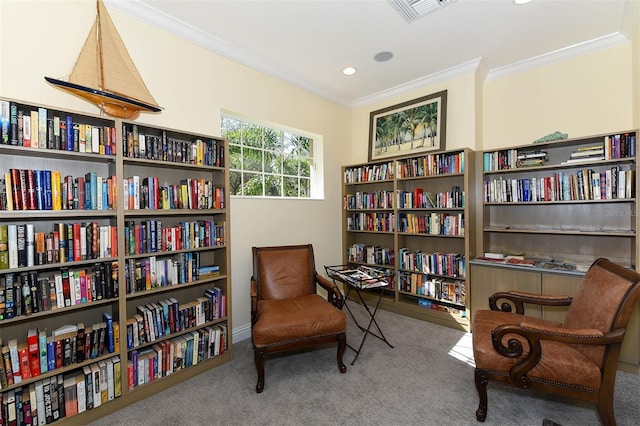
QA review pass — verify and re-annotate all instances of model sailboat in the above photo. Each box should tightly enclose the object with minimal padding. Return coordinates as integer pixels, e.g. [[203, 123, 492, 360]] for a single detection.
[[45, 0, 161, 120]]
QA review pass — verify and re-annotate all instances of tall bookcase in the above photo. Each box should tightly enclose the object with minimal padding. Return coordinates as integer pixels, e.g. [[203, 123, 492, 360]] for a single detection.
[[0, 97, 232, 423], [342, 148, 476, 331], [470, 130, 640, 372]]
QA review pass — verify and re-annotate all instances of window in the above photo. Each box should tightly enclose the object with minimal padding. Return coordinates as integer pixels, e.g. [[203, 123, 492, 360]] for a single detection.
[[221, 114, 322, 198]]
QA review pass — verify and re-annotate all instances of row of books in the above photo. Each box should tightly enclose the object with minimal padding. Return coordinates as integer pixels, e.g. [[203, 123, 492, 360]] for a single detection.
[[344, 191, 394, 210], [397, 249, 465, 278], [344, 162, 394, 183], [398, 272, 466, 306], [123, 219, 225, 256], [483, 167, 635, 203], [397, 212, 464, 236], [1, 317, 117, 389], [126, 288, 226, 349], [124, 253, 211, 294], [482, 133, 636, 172], [346, 244, 395, 267], [0, 223, 117, 271], [0, 357, 121, 426], [122, 124, 225, 167], [127, 323, 227, 391], [346, 212, 395, 232], [396, 151, 465, 177], [417, 298, 466, 317], [0, 263, 118, 320], [122, 176, 224, 211], [0, 101, 117, 156], [474, 254, 591, 272], [1, 169, 117, 212]]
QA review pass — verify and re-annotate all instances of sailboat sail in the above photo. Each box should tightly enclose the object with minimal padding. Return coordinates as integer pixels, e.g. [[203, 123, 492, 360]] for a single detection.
[[45, 0, 161, 119]]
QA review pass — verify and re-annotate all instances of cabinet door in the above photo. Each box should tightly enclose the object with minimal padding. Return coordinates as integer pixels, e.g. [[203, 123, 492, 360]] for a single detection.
[[469, 264, 542, 321]]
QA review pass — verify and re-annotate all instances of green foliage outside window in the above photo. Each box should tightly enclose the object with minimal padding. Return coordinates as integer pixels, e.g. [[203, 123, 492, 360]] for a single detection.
[[222, 116, 313, 197]]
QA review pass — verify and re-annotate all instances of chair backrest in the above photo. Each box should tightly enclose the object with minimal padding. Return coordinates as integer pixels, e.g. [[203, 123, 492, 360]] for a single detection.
[[252, 244, 316, 301], [563, 258, 640, 366]]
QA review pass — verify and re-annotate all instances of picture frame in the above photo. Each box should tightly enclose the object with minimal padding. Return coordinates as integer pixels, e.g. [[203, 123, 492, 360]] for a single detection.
[[368, 90, 447, 161]]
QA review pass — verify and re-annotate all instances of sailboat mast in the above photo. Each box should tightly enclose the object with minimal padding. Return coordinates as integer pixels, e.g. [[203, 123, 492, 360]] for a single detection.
[[96, 0, 105, 91]]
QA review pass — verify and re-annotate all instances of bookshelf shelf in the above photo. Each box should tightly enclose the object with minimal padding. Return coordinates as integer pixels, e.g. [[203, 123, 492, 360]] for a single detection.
[[342, 148, 476, 332], [472, 129, 640, 372], [0, 97, 232, 422]]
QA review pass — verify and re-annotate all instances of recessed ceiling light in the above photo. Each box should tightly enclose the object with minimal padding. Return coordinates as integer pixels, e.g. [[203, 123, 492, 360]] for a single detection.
[[342, 66, 357, 76], [374, 51, 394, 62], [514, 0, 533, 4]]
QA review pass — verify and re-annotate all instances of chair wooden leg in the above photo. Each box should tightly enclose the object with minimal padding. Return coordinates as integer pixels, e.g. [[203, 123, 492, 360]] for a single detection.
[[337, 333, 347, 373], [475, 368, 488, 422], [596, 395, 616, 426], [254, 348, 265, 393]]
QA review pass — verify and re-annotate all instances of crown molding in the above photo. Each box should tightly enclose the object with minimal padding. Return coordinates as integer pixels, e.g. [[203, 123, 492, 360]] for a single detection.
[[486, 33, 630, 81], [104, 0, 347, 106], [350, 58, 482, 109]]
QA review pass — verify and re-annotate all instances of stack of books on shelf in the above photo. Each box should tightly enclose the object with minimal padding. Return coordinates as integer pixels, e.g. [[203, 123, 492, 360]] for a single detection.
[[564, 144, 605, 164], [517, 150, 548, 168]]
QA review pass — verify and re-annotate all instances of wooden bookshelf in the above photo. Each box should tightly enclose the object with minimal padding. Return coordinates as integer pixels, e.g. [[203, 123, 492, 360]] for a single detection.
[[470, 130, 640, 372], [342, 148, 476, 331], [0, 97, 232, 422]]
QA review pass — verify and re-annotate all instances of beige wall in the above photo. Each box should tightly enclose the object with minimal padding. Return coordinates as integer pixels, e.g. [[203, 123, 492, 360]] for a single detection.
[[483, 44, 633, 150], [1, 2, 637, 341]]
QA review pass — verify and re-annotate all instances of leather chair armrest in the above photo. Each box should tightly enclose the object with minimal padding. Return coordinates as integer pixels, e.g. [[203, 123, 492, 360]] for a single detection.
[[316, 273, 344, 309], [251, 277, 258, 325], [489, 291, 573, 315], [491, 321, 625, 388]]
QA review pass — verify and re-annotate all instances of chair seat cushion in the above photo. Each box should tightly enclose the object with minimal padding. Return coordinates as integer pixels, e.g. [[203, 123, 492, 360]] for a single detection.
[[253, 294, 346, 348], [473, 310, 602, 391]]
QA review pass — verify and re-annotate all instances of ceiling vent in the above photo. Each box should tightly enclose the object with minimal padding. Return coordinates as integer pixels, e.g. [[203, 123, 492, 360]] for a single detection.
[[388, 0, 456, 23]]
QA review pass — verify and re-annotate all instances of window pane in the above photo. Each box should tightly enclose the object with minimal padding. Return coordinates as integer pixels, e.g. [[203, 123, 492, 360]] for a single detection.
[[300, 158, 310, 177], [283, 156, 298, 175], [263, 128, 281, 151], [242, 172, 263, 196], [299, 178, 310, 197], [244, 147, 263, 172], [243, 123, 263, 148], [264, 150, 281, 174], [229, 170, 242, 195], [229, 144, 242, 169], [221, 117, 241, 144], [297, 136, 311, 156], [265, 175, 282, 196], [284, 176, 299, 197]]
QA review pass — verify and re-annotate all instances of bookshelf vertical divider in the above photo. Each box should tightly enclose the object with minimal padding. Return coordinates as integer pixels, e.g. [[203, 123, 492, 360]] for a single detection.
[[0, 97, 232, 423]]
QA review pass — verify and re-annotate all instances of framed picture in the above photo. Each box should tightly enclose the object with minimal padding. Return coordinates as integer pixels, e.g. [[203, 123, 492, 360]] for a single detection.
[[368, 90, 447, 161]]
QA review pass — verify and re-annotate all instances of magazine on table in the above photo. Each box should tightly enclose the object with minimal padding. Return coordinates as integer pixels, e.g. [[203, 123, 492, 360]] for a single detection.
[[326, 265, 392, 289]]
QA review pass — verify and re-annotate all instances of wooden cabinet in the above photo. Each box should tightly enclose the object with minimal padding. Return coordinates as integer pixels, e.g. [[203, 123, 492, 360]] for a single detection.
[[342, 148, 475, 331], [0, 97, 232, 423], [471, 129, 639, 372]]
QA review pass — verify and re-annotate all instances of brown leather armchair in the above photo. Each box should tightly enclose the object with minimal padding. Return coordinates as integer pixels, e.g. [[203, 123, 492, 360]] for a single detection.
[[472, 258, 640, 425], [250, 244, 347, 393]]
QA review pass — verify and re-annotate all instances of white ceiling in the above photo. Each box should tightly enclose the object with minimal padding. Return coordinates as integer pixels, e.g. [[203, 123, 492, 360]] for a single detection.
[[108, 0, 638, 107]]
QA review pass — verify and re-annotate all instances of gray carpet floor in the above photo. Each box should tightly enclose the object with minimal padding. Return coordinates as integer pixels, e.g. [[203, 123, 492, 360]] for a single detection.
[[90, 304, 640, 426]]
